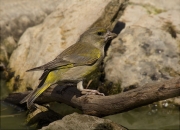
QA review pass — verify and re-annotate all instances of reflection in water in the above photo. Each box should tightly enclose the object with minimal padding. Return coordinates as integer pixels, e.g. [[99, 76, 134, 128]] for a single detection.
[[105, 103, 180, 129], [0, 101, 35, 129]]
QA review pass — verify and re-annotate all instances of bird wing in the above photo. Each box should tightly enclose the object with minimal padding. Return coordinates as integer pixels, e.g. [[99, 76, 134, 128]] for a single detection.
[[53, 42, 101, 66], [27, 43, 101, 71], [26, 42, 101, 84]]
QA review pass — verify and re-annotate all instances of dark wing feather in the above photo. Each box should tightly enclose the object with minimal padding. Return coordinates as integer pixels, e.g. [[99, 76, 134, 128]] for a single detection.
[[27, 42, 101, 71], [39, 69, 50, 80], [56, 42, 101, 65]]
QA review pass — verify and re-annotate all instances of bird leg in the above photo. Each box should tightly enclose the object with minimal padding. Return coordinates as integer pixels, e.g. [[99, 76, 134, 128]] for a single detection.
[[77, 81, 104, 96]]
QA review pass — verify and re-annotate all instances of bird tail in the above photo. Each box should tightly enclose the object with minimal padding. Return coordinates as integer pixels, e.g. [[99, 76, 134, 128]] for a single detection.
[[20, 86, 40, 104], [26, 65, 45, 72], [20, 90, 35, 104], [21, 69, 53, 108], [20, 83, 51, 108], [27, 83, 51, 108]]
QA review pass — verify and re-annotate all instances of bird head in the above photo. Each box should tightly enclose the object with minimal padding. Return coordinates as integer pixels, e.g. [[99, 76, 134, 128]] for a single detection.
[[80, 27, 117, 49]]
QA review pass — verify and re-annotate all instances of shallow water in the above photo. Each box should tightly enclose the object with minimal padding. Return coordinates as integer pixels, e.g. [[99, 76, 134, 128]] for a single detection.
[[0, 79, 35, 129], [105, 104, 180, 129], [0, 101, 35, 129]]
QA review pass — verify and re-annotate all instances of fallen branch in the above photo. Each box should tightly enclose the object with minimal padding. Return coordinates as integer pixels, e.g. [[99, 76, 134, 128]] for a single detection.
[[4, 77, 180, 116]]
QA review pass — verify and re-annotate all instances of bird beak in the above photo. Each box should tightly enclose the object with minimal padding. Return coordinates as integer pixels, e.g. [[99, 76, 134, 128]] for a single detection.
[[104, 30, 117, 42]]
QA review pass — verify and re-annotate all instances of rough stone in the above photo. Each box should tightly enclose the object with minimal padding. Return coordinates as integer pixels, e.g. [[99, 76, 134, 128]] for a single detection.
[[104, 1, 180, 90], [0, 0, 63, 85], [130, 0, 180, 10], [41, 113, 127, 130], [105, 26, 180, 89], [0, 0, 62, 42]]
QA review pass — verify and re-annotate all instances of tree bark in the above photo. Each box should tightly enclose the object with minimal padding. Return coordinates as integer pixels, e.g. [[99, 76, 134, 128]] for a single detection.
[[4, 77, 180, 116]]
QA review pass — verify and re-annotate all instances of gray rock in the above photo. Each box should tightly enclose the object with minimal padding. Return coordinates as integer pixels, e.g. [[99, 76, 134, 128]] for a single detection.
[[40, 113, 127, 130], [104, 1, 180, 90], [120, 2, 180, 37], [105, 25, 179, 89], [130, 0, 180, 10], [0, 0, 62, 42], [0, 0, 63, 72]]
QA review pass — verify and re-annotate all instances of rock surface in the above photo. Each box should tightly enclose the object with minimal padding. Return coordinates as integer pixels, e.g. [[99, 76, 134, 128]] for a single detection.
[[40, 113, 127, 130], [0, 0, 62, 70], [0, 0, 62, 42], [105, 26, 180, 89], [104, 0, 180, 90]]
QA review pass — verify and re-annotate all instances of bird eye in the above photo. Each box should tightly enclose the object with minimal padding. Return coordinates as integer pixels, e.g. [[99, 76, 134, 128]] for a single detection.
[[97, 31, 104, 36]]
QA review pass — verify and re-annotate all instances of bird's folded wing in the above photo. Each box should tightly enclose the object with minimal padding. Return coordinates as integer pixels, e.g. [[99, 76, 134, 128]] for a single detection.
[[62, 52, 100, 66], [27, 43, 101, 72], [58, 42, 101, 65], [40, 46, 101, 70]]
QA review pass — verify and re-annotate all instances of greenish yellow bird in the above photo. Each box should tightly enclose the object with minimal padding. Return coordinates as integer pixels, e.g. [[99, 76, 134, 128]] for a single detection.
[[20, 27, 117, 108]]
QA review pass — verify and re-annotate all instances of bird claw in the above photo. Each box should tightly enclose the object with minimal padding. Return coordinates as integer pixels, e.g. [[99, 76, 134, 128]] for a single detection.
[[77, 81, 105, 96], [81, 89, 105, 96]]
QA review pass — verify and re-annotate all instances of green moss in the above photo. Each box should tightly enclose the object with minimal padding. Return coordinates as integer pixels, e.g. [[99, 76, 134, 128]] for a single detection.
[[143, 5, 164, 15], [99, 80, 122, 95], [129, 2, 165, 15], [162, 67, 180, 77]]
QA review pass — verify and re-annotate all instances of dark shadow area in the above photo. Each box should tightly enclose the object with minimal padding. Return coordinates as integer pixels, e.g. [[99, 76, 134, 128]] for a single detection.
[[94, 122, 128, 130], [94, 123, 114, 130], [52, 80, 82, 98], [27, 105, 62, 129], [112, 21, 126, 34], [100, 21, 125, 91], [104, 21, 125, 54]]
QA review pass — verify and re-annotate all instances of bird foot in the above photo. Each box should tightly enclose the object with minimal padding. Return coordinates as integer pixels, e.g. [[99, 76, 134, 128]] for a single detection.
[[77, 81, 104, 96], [81, 89, 105, 96]]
